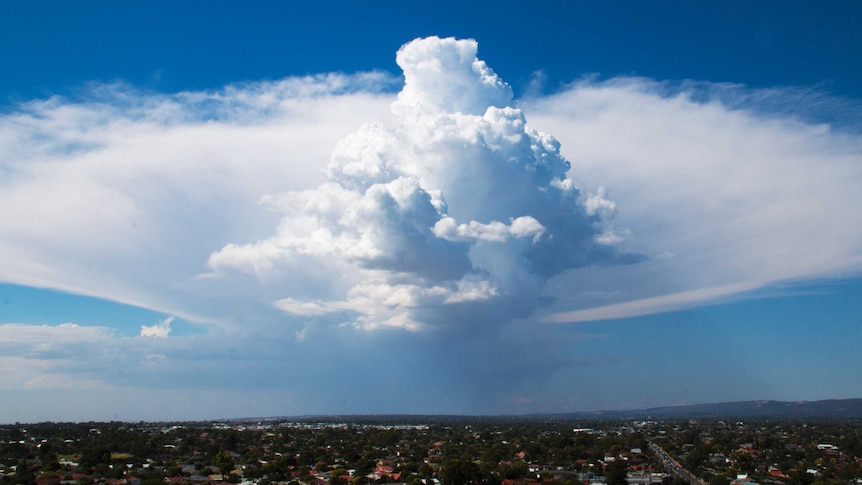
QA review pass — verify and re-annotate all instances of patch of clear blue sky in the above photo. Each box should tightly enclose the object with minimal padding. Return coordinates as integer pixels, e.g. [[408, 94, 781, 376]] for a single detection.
[[565, 277, 862, 406], [0, 284, 202, 336], [1, 1, 861, 104]]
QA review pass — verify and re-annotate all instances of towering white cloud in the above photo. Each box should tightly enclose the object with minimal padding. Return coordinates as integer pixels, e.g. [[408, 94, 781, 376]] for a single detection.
[[208, 36, 636, 332], [394, 36, 513, 116]]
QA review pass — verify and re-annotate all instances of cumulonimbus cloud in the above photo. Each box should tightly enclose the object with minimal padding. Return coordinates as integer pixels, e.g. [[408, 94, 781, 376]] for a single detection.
[[206, 36, 639, 332], [1, 36, 861, 419], [0, 36, 859, 341]]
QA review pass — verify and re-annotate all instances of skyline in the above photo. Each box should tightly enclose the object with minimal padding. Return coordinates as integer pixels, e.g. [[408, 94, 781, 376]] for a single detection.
[[1, 1, 861, 423]]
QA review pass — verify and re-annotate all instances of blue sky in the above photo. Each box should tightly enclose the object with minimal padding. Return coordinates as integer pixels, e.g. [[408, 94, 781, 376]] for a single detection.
[[1, 1, 861, 423]]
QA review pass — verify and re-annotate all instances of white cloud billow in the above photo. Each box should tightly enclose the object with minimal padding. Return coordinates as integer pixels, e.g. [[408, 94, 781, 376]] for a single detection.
[[394, 36, 513, 116], [140, 316, 174, 338], [432, 215, 545, 243], [208, 36, 634, 332]]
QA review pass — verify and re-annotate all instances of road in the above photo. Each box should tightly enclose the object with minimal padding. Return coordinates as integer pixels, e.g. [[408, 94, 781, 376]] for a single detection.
[[648, 441, 707, 485]]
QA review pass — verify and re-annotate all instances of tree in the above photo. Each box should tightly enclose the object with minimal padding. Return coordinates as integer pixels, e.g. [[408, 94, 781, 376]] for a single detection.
[[605, 460, 628, 485], [354, 457, 374, 479], [214, 451, 235, 479], [440, 459, 479, 485], [330, 469, 350, 485]]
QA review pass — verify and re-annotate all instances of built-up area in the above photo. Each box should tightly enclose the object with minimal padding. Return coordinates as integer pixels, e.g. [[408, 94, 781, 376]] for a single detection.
[[1, 418, 860, 485]]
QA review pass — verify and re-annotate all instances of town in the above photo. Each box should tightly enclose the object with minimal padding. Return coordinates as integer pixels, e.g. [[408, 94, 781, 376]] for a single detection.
[[1, 418, 860, 485]]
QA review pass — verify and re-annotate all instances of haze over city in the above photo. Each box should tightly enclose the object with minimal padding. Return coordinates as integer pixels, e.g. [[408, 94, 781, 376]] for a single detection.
[[1, 1, 861, 423]]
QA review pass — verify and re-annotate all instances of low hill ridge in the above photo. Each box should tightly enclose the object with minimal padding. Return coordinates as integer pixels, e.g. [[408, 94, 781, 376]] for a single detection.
[[229, 398, 862, 423], [548, 398, 862, 420]]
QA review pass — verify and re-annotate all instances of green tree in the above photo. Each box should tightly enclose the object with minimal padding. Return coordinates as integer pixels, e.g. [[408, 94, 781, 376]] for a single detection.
[[605, 460, 628, 485], [354, 457, 375, 479], [214, 451, 235, 479]]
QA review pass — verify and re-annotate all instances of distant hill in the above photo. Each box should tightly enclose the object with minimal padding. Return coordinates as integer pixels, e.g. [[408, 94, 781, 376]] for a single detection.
[[232, 399, 862, 424], [548, 398, 862, 420]]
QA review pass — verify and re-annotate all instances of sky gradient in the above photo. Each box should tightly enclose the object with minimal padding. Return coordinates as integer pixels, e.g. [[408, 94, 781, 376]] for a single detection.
[[1, 1, 861, 423]]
